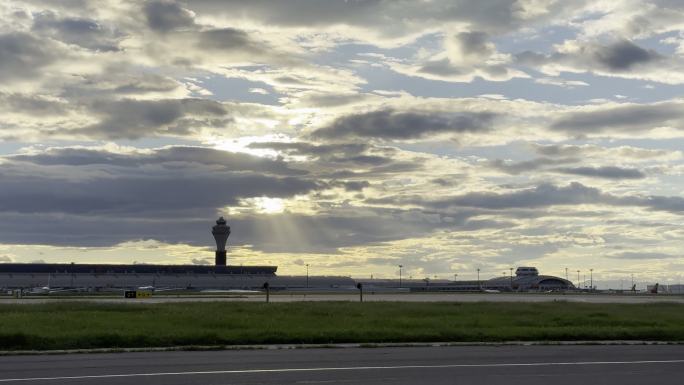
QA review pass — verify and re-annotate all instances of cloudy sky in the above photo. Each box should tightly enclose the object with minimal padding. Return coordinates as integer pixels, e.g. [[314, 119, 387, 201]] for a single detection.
[[1, 0, 684, 288]]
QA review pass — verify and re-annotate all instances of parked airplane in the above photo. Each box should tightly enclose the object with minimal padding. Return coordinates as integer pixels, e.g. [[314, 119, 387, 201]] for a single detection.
[[482, 289, 500, 293], [137, 286, 183, 292], [199, 289, 261, 294], [26, 286, 85, 295]]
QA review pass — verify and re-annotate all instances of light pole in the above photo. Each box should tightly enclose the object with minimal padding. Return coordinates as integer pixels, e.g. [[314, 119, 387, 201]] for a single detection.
[[565, 267, 568, 281], [398, 264, 403, 288], [577, 270, 580, 289], [306, 263, 309, 288], [590, 269, 593, 291], [453, 273, 458, 281], [509, 267, 513, 290], [477, 268, 480, 289]]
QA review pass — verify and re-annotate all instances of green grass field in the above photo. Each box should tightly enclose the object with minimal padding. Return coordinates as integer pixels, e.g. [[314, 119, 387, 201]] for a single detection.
[[1, 301, 683, 350]]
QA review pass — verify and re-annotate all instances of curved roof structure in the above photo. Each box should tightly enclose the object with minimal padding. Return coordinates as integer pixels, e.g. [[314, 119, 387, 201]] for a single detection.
[[487, 274, 574, 290]]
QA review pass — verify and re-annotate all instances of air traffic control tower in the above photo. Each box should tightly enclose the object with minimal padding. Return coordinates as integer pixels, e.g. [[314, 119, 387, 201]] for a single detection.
[[211, 216, 231, 266]]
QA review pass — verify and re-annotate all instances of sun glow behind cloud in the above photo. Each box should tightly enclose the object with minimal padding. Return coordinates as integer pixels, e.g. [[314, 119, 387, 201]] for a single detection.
[[248, 197, 286, 214]]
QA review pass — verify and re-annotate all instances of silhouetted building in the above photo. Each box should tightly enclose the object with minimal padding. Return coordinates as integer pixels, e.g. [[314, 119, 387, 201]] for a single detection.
[[357, 266, 574, 292], [212, 216, 231, 266], [486, 267, 573, 291]]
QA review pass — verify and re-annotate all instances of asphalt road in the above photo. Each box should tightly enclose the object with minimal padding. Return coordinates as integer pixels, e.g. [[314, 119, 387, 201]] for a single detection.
[[0, 345, 682, 384], [2, 292, 684, 304]]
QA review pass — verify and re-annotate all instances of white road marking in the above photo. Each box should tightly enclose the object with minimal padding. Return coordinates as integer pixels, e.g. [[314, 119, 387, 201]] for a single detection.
[[0, 360, 682, 382]]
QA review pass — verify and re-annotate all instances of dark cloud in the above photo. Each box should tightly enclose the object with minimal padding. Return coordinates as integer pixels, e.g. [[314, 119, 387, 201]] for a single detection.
[[55, 72, 182, 100], [622, 194, 684, 214], [0, 170, 316, 216], [12, 146, 307, 176], [418, 59, 467, 77], [328, 180, 370, 192], [0, 203, 496, 253], [531, 143, 674, 160], [185, 0, 560, 36], [32, 11, 122, 51], [417, 61, 510, 80], [144, 0, 196, 32], [553, 166, 645, 179], [516, 39, 663, 75], [455, 31, 492, 57], [111, 73, 180, 94], [182, 0, 384, 28], [551, 102, 684, 133], [0, 145, 503, 252], [413, 31, 513, 81], [593, 40, 662, 71], [0, 147, 317, 216], [489, 158, 645, 179], [198, 28, 263, 53], [0, 32, 57, 81], [513, 50, 545, 66], [78, 98, 230, 139], [0, 93, 68, 115], [417, 182, 684, 215], [311, 108, 496, 140], [532, 144, 585, 157], [431, 178, 457, 187]]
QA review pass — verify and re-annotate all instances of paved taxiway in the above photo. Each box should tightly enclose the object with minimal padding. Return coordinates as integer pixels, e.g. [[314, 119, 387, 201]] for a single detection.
[[1, 292, 684, 304], [0, 345, 682, 384]]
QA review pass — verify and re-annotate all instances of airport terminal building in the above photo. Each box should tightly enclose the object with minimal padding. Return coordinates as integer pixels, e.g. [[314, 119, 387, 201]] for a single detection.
[[0, 218, 355, 292], [484, 267, 574, 291], [358, 267, 574, 292], [0, 262, 353, 292]]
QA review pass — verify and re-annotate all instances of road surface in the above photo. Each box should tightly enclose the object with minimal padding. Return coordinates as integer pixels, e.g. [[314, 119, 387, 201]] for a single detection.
[[0, 345, 682, 384]]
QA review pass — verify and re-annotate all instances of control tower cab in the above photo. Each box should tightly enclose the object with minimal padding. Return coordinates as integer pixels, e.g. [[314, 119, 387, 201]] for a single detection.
[[515, 267, 539, 277]]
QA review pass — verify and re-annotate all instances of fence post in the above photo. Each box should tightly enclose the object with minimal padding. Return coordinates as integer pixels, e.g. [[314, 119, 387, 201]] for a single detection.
[[357, 283, 363, 302], [263, 282, 270, 303]]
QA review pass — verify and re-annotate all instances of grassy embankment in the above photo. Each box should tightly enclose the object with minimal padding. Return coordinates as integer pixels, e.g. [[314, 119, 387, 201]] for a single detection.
[[1, 301, 683, 350]]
